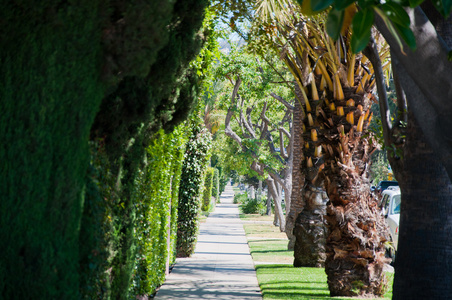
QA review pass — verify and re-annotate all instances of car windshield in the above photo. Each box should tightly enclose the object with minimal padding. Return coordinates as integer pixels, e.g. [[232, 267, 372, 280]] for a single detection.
[[392, 195, 401, 214]]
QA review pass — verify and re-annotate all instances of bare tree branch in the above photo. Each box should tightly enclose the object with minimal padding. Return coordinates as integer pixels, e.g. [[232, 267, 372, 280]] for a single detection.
[[279, 130, 288, 160], [363, 37, 393, 147], [270, 92, 295, 111], [278, 127, 291, 159], [243, 107, 256, 138], [260, 101, 285, 164], [392, 61, 408, 124], [224, 78, 243, 145], [259, 102, 269, 140]]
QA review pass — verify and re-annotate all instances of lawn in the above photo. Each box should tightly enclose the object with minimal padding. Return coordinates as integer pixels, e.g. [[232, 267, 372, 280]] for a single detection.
[[241, 213, 394, 300]]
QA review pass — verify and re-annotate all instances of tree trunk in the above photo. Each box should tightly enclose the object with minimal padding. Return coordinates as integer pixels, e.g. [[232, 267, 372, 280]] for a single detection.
[[249, 185, 255, 200], [391, 100, 452, 299], [287, 86, 308, 250], [375, 7, 452, 182], [267, 176, 285, 231], [257, 180, 263, 201], [293, 183, 328, 267], [324, 177, 389, 296], [266, 191, 272, 216], [321, 90, 390, 297]]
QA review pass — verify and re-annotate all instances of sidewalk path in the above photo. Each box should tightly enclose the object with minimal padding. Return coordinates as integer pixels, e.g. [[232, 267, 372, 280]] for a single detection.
[[154, 184, 262, 299]]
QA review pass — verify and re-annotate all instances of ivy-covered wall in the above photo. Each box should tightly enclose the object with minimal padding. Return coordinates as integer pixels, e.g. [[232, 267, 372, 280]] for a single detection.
[[177, 119, 212, 257], [131, 127, 186, 296]]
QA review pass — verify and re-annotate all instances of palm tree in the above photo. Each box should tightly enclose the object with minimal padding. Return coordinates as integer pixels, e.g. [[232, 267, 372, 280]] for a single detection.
[[255, 1, 391, 296]]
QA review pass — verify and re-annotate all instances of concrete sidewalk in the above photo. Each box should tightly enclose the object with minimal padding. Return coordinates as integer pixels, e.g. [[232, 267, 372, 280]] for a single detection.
[[154, 184, 262, 299]]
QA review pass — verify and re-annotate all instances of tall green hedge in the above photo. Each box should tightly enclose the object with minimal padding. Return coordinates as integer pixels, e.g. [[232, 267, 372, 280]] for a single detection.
[[131, 127, 186, 296], [87, 1, 209, 298], [0, 2, 104, 298], [79, 142, 119, 299], [0, 0, 210, 299], [177, 119, 212, 257], [216, 165, 229, 195], [212, 168, 220, 202], [202, 167, 215, 211]]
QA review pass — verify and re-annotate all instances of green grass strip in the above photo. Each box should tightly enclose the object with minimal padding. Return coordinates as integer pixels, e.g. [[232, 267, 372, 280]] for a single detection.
[[242, 214, 394, 299]]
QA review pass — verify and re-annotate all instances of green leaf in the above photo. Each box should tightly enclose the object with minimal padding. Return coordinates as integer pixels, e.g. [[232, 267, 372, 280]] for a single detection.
[[357, 0, 374, 9], [335, 0, 356, 10], [379, 3, 411, 27], [351, 8, 374, 53], [391, 0, 411, 6], [311, 0, 334, 12], [408, 0, 425, 8], [327, 8, 345, 40], [394, 22, 417, 50], [432, 0, 452, 17]]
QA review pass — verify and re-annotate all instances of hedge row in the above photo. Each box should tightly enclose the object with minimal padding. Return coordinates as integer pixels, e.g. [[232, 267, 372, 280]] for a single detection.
[[202, 167, 215, 211], [177, 119, 212, 257], [80, 122, 213, 298], [131, 127, 186, 296], [0, 0, 210, 299], [0, 2, 104, 298], [212, 168, 220, 203]]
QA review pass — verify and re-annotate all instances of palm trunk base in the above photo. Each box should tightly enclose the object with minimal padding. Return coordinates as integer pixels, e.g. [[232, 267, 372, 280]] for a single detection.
[[324, 199, 390, 297], [326, 256, 387, 296], [293, 207, 327, 267], [293, 186, 328, 267]]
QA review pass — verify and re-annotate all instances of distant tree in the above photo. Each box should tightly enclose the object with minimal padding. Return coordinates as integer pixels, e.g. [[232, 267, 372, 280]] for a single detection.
[[217, 46, 295, 232]]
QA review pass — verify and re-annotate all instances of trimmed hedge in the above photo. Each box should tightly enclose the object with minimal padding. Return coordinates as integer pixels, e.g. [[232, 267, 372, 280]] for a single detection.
[[202, 167, 215, 211], [218, 166, 229, 195], [131, 127, 186, 296], [0, 1, 209, 299], [212, 168, 220, 203], [177, 119, 212, 257], [86, 1, 209, 299], [0, 2, 104, 299]]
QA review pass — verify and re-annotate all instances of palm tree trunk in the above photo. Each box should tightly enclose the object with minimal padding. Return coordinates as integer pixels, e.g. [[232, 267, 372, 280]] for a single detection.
[[318, 84, 390, 296], [286, 96, 305, 249], [293, 182, 328, 267]]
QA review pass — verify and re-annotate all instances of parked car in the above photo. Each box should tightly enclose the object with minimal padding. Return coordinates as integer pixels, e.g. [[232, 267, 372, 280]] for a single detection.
[[376, 180, 399, 194], [380, 186, 401, 262]]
